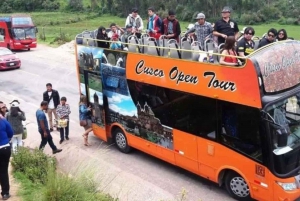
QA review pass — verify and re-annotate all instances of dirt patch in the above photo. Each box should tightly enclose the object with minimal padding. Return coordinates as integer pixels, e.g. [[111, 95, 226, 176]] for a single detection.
[[57, 40, 75, 53], [8, 164, 21, 201]]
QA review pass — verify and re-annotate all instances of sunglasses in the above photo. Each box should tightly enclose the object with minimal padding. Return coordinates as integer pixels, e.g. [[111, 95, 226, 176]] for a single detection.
[[268, 34, 275, 38], [245, 32, 253, 35]]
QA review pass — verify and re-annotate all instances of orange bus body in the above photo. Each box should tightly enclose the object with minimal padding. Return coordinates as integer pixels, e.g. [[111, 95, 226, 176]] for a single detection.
[[0, 15, 37, 50], [75, 40, 300, 201]]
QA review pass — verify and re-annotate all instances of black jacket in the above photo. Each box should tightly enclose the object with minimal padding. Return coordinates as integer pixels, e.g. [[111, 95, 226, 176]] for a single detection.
[[43, 90, 60, 108]]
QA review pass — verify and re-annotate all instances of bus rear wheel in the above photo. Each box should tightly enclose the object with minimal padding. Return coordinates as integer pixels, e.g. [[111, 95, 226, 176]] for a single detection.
[[225, 171, 251, 201], [113, 128, 131, 153], [7, 44, 10, 50]]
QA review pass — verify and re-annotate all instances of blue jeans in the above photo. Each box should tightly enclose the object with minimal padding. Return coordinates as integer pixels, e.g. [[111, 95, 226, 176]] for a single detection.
[[38, 129, 57, 151]]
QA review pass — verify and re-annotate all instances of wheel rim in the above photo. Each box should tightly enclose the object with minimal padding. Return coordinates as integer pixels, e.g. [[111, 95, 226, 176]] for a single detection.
[[229, 176, 249, 197], [116, 132, 126, 149]]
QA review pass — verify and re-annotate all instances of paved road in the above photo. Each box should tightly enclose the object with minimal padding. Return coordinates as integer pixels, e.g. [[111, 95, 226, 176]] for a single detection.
[[0, 45, 235, 201]]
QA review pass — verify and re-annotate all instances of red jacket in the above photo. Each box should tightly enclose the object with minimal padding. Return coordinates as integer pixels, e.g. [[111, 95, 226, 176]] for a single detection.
[[147, 15, 162, 40], [162, 18, 180, 42]]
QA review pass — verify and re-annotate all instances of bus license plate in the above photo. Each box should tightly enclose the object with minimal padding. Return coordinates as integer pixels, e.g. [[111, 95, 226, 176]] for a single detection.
[[10, 63, 14, 66]]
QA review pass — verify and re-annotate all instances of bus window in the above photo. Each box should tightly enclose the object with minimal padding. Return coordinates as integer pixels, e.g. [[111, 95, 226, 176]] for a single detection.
[[220, 102, 262, 161], [128, 81, 217, 138], [0, 28, 5, 40]]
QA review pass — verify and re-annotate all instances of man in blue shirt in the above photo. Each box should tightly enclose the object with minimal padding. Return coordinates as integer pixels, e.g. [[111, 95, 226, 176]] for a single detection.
[[36, 101, 62, 154]]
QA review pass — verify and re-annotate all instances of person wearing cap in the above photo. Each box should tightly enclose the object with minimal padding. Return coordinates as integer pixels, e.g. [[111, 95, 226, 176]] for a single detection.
[[5, 101, 26, 153], [110, 33, 123, 50], [184, 13, 213, 48], [56, 97, 71, 144], [125, 8, 144, 38], [213, 6, 239, 45], [107, 23, 124, 39], [146, 7, 162, 40], [161, 10, 181, 42], [123, 24, 134, 46]]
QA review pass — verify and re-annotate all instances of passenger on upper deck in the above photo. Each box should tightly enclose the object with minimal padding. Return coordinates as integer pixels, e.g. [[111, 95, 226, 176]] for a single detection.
[[96, 26, 110, 49], [125, 8, 144, 39], [161, 10, 181, 42], [219, 36, 240, 66], [110, 33, 123, 51], [146, 7, 162, 40], [213, 7, 239, 45], [123, 24, 134, 46], [184, 13, 213, 48], [107, 23, 124, 39], [277, 29, 288, 41], [237, 27, 255, 57], [257, 28, 277, 49]]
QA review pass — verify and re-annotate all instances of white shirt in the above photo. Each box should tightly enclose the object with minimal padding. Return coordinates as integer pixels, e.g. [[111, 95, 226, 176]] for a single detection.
[[108, 30, 122, 38], [48, 91, 55, 109]]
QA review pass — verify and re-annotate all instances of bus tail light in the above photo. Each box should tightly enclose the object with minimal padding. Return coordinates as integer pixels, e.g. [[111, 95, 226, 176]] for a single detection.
[[276, 181, 297, 191]]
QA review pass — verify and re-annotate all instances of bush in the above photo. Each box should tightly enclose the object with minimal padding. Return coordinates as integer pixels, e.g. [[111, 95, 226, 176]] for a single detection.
[[11, 147, 56, 184], [278, 16, 287, 25], [286, 18, 298, 25]]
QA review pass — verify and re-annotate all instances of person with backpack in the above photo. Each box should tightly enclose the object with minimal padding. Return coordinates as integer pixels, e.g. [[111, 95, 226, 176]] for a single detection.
[[5, 101, 26, 153]]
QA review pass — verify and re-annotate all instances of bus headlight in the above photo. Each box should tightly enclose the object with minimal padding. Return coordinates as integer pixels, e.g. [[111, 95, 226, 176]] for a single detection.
[[276, 181, 297, 191]]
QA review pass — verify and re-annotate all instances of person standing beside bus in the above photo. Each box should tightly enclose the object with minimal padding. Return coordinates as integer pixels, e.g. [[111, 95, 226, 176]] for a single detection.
[[0, 103, 8, 118], [213, 7, 239, 45], [43, 83, 60, 132], [146, 7, 162, 40], [56, 97, 71, 144], [79, 95, 92, 146], [184, 13, 213, 48], [5, 101, 26, 153], [125, 8, 144, 39], [0, 117, 13, 200], [161, 10, 181, 42]]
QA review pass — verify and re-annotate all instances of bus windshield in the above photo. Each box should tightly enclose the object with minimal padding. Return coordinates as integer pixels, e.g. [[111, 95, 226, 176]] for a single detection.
[[265, 93, 300, 174], [12, 27, 36, 40]]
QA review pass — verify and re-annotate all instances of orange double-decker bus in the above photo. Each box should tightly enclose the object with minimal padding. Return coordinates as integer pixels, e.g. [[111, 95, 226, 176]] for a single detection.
[[75, 31, 300, 201]]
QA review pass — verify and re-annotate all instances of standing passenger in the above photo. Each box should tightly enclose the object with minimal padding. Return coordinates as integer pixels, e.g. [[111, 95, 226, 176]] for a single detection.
[[125, 8, 144, 38], [79, 95, 92, 146], [161, 10, 181, 42], [56, 97, 71, 144], [146, 7, 162, 40], [213, 6, 239, 45], [185, 13, 213, 48], [5, 102, 26, 153]]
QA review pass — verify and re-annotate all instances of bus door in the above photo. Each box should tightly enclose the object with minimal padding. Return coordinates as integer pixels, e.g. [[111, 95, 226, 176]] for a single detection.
[[83, 69, 107, 141], [0, 23, 7, 47]]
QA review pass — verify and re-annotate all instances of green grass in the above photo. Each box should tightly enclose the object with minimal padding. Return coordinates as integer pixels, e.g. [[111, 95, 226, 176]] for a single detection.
[[1, 12, 299, 45]]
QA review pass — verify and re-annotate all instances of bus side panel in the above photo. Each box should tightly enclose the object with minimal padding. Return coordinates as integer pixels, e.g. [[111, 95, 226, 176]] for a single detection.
[[196, 137, 273, 201], [0, 22, 8, 48], [173, 129, 199, 174], [92, 123, 107, 142]]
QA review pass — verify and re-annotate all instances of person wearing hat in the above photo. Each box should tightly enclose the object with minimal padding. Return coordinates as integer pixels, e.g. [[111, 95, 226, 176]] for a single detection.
[[161, 10, 181, 42], [184, 13, 213, 48], [213, 6, 239, 45], [123, 24, 134, 46], [5, 101, 26, 153], [125, 8, 144, 38]]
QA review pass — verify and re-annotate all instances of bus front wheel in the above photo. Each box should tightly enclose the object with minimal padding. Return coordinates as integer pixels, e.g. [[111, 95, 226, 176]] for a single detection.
[[225, 171, 251, 201], [113, 128, 131, 153]]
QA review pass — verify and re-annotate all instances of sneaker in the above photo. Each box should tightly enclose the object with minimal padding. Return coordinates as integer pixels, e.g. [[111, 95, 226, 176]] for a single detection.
[[2, 194, 11, 200], [53, 149, 62, 154], [66, 137, 69, 140], [59, 140, 64, 144], [50, 128, 53, 132]]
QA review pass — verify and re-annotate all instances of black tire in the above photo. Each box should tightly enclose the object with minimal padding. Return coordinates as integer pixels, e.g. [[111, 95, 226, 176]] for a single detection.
[[113, 128, 131, 153], [225, 171, 252, 201], [28, 48, 30, 51], [7, 44, 10, 50]]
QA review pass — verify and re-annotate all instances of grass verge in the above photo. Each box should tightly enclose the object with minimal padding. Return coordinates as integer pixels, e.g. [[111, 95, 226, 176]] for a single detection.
[[11, 147, 117, 201]]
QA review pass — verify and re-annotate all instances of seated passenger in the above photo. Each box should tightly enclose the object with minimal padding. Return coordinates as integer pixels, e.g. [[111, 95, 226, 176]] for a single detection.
[[146, 7, 162, 40], [107, 23, 124, 39], [257, 28, 277, 49], [277, 29, 288, 41], [184, 13, 213, 48], [125, 8, 144, 38], [110, 34, 123, 50], [123, 24, 134, 46], [237, 27, 255, 57], [161, 10, 181, 42], [219, 36, 239, 66], [96, 26, 109, 48]]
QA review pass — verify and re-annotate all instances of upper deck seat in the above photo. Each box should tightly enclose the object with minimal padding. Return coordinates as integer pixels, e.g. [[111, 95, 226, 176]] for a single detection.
[[217, 43, 225, 62], [181, 40, 192, 60], [158, 35, 169, 57], [82, 31, 95, 47], [191, 41, 201, 61], [76, 33, 83, 45], [141, 34, 150, 54], [168, 39, 181, 59], [146, 37, 160, 56], [128, 35, 140, 53]]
